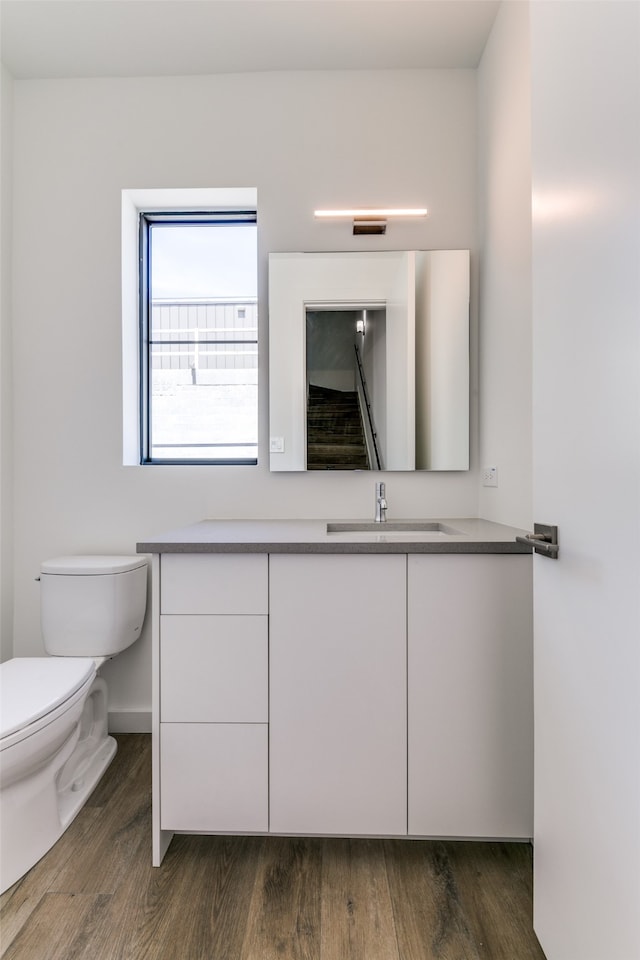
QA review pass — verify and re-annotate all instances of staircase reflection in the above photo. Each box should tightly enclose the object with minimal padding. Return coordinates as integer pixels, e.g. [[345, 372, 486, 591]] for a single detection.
[[306, 384, 370, 470]]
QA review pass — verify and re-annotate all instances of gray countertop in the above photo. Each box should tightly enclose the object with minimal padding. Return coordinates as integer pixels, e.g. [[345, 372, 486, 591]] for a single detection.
[[137, 518, 532, 555]]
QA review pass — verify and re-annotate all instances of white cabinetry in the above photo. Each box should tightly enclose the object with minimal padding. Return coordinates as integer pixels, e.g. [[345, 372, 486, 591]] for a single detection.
[[158, 554, 268, 838], [269, 554, 407, 836], [152, 548, 533, 863], [407, 555, 533, 838]]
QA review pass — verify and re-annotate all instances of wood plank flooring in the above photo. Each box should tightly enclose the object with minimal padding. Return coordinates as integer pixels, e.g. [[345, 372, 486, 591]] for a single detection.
[[0, 735, 547, 960]]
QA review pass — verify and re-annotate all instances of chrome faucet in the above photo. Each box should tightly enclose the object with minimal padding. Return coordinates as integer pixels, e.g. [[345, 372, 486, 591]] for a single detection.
[[375, 481, 387, 522]]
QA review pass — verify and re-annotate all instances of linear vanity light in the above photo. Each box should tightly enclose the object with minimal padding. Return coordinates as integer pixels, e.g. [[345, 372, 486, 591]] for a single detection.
[[314, 207, 428, 236]]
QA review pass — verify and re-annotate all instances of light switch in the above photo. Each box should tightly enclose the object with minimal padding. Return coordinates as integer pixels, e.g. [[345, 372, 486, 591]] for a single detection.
[[270, 437, 285, 453]]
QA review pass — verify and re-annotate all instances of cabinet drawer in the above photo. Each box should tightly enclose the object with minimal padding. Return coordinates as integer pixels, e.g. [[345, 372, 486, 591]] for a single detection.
[[160, 723, 268, 833], [160, 615, 267, 722], [161, 554, 268, 614]]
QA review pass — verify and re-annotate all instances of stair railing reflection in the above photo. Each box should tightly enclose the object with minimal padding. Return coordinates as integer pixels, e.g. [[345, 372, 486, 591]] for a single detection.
[[354, 345, 382, 470]]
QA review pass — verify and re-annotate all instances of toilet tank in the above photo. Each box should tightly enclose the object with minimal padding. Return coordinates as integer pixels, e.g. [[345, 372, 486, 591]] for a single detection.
[[40, 556, 148, 657]]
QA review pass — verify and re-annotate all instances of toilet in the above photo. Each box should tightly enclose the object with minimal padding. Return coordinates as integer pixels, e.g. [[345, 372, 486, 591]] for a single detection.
[[0, 555, 147, 893]]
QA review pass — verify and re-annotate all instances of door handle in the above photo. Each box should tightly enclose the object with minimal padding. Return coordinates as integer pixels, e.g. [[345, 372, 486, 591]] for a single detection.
[[516, 523, 559, 559]]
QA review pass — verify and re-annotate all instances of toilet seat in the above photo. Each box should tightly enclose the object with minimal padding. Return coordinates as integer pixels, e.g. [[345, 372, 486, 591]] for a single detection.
[[0, 658, 96, 747]]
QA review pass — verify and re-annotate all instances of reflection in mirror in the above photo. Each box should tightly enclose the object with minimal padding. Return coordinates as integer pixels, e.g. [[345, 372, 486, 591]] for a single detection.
[[306, 306, 386, 470], [269, 251, 469, 472]]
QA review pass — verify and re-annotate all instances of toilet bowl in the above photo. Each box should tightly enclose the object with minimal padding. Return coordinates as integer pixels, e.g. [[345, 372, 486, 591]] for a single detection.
[[0, 555, 147, 893]]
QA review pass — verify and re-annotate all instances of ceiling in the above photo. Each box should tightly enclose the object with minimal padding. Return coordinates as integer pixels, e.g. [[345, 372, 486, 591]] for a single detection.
[[0, 0, 501, 80]]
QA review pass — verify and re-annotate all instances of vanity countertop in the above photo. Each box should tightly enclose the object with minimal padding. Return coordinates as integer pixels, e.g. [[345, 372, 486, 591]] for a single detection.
[[137, 518, 532, 555]]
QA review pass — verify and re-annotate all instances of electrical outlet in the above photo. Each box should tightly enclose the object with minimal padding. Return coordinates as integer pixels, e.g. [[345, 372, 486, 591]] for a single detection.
[[482, 466, 498, 487]]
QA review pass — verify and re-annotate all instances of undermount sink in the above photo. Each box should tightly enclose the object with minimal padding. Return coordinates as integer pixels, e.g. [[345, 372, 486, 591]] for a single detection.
[[326, 521, 463, 536]]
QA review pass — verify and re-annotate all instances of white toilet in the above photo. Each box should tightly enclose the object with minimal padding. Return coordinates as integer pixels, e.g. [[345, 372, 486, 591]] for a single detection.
[[0, 555, 148, 893]]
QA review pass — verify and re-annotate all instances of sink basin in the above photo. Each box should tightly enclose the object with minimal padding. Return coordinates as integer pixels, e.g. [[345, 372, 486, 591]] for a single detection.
[[326, 521, 463, 536]]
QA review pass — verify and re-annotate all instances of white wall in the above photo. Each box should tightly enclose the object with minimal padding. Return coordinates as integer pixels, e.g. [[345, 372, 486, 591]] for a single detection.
[[10, 69, 479, 718], [0, 64, 14, 663], [476, 1, 532, 529]]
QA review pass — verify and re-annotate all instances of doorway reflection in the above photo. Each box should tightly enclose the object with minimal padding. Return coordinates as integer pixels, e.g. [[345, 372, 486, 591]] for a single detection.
[[305, 307, 386, 470]]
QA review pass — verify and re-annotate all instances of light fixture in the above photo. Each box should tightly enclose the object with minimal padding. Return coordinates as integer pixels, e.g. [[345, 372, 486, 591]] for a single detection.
[[356, 311, 366, 336], [314, 207, 428, 236]]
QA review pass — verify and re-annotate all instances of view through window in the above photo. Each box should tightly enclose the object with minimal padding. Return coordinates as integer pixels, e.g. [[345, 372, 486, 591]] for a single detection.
[[140, 213, 258, 463]]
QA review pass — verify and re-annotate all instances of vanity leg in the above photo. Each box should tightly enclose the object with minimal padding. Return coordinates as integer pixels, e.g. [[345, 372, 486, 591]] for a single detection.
[[153, 828, 174, 867]]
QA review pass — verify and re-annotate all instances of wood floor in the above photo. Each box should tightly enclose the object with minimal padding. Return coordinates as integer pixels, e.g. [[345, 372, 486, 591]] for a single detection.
[[0, 735, 546, 960]]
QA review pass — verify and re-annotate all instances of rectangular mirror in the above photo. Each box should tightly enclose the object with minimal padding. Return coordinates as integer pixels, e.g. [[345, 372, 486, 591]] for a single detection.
[[268, 250, 469, 471]]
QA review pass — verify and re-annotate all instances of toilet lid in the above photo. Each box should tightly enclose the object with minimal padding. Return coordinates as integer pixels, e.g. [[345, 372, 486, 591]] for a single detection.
[[0, 658, 96, 739], [41, 555, 147, 575]]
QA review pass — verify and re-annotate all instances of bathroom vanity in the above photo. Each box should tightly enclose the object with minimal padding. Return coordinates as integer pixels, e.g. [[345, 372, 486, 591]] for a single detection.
[[137, 519, 533, 866]]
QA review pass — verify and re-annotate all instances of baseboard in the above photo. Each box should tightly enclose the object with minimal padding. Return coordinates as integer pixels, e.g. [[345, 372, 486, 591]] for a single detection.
[[108, 711, 152, 734]]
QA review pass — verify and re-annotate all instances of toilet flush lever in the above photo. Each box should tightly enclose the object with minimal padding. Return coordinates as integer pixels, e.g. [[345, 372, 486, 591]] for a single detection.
[[516, 523, 559, 559]]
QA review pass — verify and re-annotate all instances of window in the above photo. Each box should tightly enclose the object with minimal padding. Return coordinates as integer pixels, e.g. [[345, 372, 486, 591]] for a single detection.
[[139, 211, 258, 464]]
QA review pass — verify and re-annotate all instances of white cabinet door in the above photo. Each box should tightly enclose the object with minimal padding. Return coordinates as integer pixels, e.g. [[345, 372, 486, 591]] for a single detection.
[[408, 554, 533, 838], [160, 723, 268, 832], [269, 554, 407, 836]]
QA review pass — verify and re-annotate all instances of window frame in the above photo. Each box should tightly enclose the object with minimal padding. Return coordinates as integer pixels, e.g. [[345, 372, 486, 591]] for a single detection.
[[138, 209, 258, 466]]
